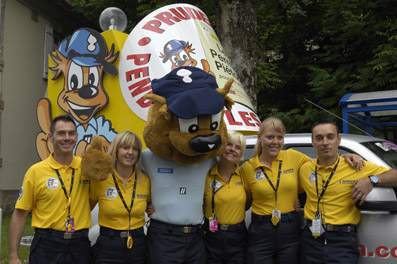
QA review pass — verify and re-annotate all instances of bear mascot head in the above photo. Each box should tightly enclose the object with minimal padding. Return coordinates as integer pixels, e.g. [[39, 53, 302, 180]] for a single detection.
[[143, 66, 234, 165]]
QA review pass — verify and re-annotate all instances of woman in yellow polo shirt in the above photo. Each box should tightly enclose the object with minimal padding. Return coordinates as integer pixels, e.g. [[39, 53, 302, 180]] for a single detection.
[[241, 117, 308, 264], [203, 130, 250, 263], [90, 131, 150, 264]]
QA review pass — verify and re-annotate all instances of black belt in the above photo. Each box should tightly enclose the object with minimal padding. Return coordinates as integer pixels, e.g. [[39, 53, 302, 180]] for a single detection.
[[306, 220, 357, 233], [35, 228, 89, 240], [100, 226, 145, 238], [149, 219, 202, 234], [204, 219, 246, 231], [252, 211, 298, 224]]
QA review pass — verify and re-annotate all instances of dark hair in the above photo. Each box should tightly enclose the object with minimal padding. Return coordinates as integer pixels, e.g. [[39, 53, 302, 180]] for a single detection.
[[50, 115, 76, 134], [311, 120, 339, 135]]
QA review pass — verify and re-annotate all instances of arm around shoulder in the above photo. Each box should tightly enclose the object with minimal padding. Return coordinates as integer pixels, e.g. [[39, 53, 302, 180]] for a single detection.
[[9, 208, 30, 264]]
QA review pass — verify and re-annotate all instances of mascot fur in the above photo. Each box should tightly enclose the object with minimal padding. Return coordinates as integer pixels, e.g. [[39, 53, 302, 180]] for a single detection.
[[82, 66, 234, 262]]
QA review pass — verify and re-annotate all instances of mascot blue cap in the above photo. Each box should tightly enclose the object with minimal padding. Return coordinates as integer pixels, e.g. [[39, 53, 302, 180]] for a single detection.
[[58, 28, 117, 75], [151, 67, 225, 119]]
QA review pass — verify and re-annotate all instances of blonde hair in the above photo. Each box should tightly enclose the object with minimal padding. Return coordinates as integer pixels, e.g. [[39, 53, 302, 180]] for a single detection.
[[253, 117, 286, 156], [108, 131, 143, 179], [227, 130, 246, 154]]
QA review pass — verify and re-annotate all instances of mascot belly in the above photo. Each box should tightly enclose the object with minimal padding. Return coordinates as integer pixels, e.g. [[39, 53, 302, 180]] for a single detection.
[[142, 150, 216, 224]]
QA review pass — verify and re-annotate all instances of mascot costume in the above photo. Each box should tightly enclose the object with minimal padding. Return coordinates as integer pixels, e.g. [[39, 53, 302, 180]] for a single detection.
[[82, 66, 234, 263]]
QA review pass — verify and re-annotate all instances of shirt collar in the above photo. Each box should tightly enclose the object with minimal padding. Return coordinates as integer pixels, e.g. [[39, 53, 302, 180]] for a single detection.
[[47, 153, 80, 170], [314, 154, 341, 169], [252, 151, 284, 170], [210, 162, 240, 178]]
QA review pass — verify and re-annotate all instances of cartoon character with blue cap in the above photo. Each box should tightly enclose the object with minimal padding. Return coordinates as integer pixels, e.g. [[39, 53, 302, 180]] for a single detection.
[[36, 28, 119, 159], [160, 39, 213, 75]]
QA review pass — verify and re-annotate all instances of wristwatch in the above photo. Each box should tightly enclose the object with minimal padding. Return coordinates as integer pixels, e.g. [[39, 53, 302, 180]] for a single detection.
[[368, 175, 379, 186]]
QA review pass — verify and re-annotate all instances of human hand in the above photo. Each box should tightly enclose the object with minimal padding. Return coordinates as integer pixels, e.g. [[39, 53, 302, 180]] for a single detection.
[[343, 153, 365, 171], [352, 177, 373, 205], [146, 203, 155, 217], [293, 199, 301, 212]]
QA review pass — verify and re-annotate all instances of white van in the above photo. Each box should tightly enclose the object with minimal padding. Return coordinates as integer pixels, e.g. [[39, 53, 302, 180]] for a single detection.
[[243, 133, 397, 264]]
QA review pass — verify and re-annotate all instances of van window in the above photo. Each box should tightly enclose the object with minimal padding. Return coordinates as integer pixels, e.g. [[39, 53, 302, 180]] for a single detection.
[[362, 141, 397, 169]]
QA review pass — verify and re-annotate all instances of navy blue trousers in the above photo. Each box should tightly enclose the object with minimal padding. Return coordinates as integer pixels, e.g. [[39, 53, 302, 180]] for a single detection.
[[147, 221, 206, 264], [29, 232, 91, 264], [92, 235, 146, 264], [246, 218, 300, 264], [204, 227, 246, 263], [300, 226, 359, 264]]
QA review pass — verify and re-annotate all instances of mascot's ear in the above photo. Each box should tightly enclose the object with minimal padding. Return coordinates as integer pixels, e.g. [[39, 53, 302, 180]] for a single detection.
[[144, 93, 172, 121], [217, 78, 235, 111], [81, 136, 112, 181]]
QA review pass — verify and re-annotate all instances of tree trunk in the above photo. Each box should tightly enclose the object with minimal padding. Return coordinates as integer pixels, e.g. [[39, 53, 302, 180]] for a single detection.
[[216, 0, 258, 107]]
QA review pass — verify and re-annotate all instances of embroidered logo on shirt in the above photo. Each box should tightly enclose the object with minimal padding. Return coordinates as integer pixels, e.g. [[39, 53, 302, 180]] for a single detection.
[[308, 172, 316, 184], [180, 187, 187, 194], [80, 179, 90, 184], [137, 194, 147, 199], [339, 180, 355, 185], [46, 177, 60, 190], [158, 168, 173, 173], [235, 182, 243, 186], [255, 170, 265, 181], [283, 168, 294, 174], [18, 187, 23, 200], [106, 187, 118, 199], [210, 180, 222, 191]]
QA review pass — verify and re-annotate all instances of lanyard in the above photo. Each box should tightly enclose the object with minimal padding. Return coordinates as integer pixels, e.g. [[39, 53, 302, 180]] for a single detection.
[[112, 172, 137, 231], [55, 168, 75, 218], [211, 174, 232, 217], [260, 160, 283, 209], [314, 158, 340, 214]]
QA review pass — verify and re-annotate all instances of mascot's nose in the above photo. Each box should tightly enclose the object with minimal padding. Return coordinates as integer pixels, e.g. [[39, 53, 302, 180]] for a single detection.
[[190, 134, 222, 154], [78, 85, 98, 99]]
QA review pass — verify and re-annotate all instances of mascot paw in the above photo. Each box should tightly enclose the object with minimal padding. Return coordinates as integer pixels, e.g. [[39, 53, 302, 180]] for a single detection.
[[81, 136, 112, 181]]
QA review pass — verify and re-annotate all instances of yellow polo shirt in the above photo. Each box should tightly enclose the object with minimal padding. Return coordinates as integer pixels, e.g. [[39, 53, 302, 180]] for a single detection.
[[299, 156, 389, 225], [90, 170, 150, 230], [16, 154, 91, 231], [204, 163, 246, 224], [241, 149, 309, 215]]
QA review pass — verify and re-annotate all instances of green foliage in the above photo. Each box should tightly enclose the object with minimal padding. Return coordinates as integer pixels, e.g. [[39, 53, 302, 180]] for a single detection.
[[66, 0, 397, 134], [66, 0, 216, 33], [257, 0, 397, 133]]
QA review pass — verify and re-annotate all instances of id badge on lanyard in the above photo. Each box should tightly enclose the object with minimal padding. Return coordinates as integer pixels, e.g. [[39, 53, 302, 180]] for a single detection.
[[261, 161, 283, 227], [209, 216, 218, 232], [65, 217, 75, 233], [310, 211, 325, 237], [271, 209, 281, 226], [209, 177, 225, 232]]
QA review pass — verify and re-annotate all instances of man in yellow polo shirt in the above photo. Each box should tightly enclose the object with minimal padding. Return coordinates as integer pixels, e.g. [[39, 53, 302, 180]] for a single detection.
[[9, 115, 91, 264], [299, 120, 397, 264]]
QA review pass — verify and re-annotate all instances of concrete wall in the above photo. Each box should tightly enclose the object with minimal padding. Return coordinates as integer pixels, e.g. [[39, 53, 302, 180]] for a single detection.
[[0, 0, 52, 212]]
